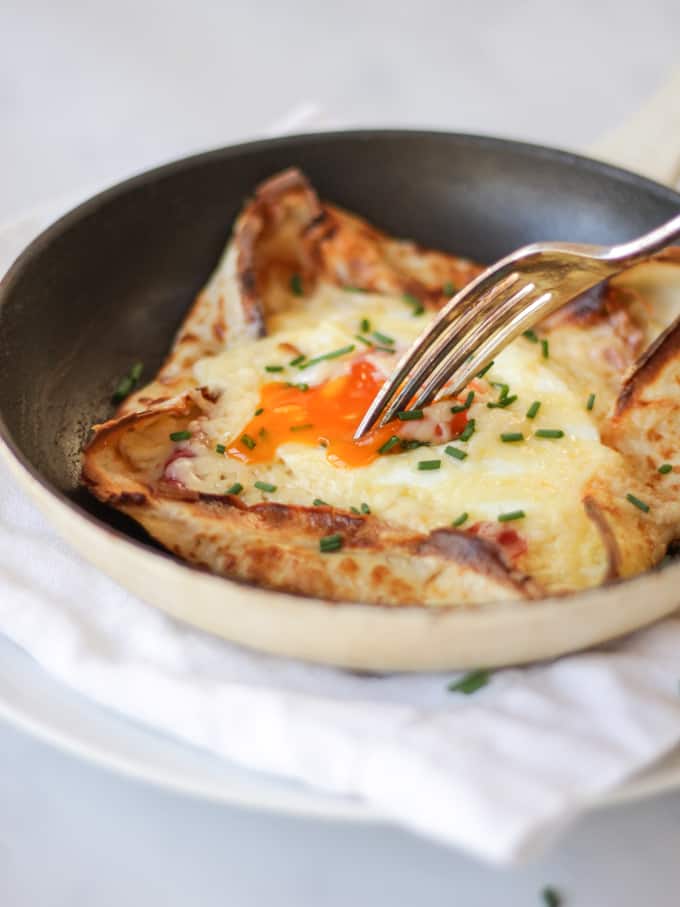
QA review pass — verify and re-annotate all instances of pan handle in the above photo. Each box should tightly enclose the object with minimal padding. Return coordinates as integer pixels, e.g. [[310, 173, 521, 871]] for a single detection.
[[589, 66, 680, 190]]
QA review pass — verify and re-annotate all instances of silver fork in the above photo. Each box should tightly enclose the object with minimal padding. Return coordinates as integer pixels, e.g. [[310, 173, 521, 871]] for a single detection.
[[354, 214, 680, 439]]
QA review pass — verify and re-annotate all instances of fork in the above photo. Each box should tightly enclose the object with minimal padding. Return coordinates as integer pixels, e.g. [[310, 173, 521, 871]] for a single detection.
[[353, 214, 680, 439]]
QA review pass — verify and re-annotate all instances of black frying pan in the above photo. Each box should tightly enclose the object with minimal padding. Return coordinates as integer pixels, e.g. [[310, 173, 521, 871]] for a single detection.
[[1, 129, 679, 594]]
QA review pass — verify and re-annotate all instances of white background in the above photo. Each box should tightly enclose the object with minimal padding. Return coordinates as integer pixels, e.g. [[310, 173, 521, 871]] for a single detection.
[[2, 1, 680, 904]]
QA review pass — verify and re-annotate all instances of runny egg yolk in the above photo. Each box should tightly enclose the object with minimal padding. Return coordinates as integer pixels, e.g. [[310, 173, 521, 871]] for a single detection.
[[227, 358, 468, 468]]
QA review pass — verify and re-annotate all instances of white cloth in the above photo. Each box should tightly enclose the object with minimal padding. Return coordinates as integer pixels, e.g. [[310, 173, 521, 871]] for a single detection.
[[3, 118, 680, 865]]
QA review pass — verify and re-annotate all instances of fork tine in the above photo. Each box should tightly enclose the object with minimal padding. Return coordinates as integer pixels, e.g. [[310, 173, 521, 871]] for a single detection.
[[379, 278, 535, 425], [352, 268, 520, 438], [410, 288, 554, 411]]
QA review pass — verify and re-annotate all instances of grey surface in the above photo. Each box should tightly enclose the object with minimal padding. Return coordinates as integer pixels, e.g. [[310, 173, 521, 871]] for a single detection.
[[2, 0, 680, 903]]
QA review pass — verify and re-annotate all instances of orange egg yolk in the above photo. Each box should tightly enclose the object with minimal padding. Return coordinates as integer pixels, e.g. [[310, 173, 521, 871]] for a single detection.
[[227, 358, 468, 469]]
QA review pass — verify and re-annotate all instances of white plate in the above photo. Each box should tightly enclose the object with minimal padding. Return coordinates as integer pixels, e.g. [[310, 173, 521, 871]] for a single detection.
[[1, 631, 679, 821]]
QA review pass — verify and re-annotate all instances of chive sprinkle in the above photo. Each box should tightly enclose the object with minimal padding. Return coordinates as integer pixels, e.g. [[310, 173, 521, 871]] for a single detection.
[[403, 292, 425, 315], [492, 382, 510, 399], [112, 361, 144, 402], [659, 463, 673, 474], [343, 285, 364, 293], [290, 423, 314, 432], [541, 338, 550, 358], [286, 381, 309, 392], [265, 364, 284, 372], [445, 445, 467, 461], [535, 429, 564, 439], [313, 498, 328, 506], [378, 435, 400, 454], [169, 430, 191, 442], [476, 360, 494, 379], [361, 502, 371, 514], [254, 480, 277, 493], [626, 493, 650, 513], [254, 407, 264, 416], [459, 419, 476, 442], [129, 361, 143, 382], [372, 330, 395, 346], [241, 434, 256, 450], [289, 354, 306, 367], [500, 432, 524, 443], [299, 344, 355, 369], [290, 273, 304, 296], [215, 443, 226, 454], [487, 394, 517, 409], [452, 512, 469, 527], [526, 400, 541, 419], [451, 391, 475, 413], [498, 509, 525, 522], [350, 506, 360, 514], [226, 482, 243, 495], [354, 334, 373, 346], [400, 439, 430, 450], [541, 887, 562, 907], [586, 392, 596, 411], [523, 329, 539, 343], [417, 459, 441, 470], [360, 317, 371, 333], [397, 409, 424, 421], [319, 533, 343, 553], [448, 669, 490, 694], [442, 281, 456, 296]]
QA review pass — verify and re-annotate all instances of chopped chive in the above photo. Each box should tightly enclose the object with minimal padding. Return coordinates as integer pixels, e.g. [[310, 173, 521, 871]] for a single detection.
[[500, 432, 524, 443], [361, 502, 371, 514], [289, 354, 306, 367], [459, 419, 476, 442], [586, 392, 596, 411], [290, 273, 304, 296], [397, 409, 424, 421], [130, 361, 144, 382], [659, 463, 673, 474], [541, 338, 550, 359], [169, 430, 192, 442], [534, 429, 564, 439], [498, 509, 525, 522], [342, 285, 365, 293], [372, 330, 395, 346], [259, 427, 267, 438], [526, 400, 541, 420], [476, 360, 494, 379], [254, 480, 277, 493], [112, 375, 134, 402], [254, 407, 264, 416], [286, 381, 309, 392], [354, 334, 373, 346], [523, 329, 539, 343], [541, 887, 562, 907], [417, 459, 441, 470], [448, 669, 490, 694], [350, 506, 360, 514], [360, 317, 371, 332], [451, 391, 475, 413], [373, 345, 396, 354], [226, 482, 243, 495], [299, 344, 355, 369], [626, 493, 650, 513], [487, 394, 517, 409], [313, 498, 328, 506], [492, 382, 510, 399], [290, 423, 314, 432], [319, 533, 343, 553], [403, 292, 425, 315], [400, 439, 430, 450], [265, 364, 284, 372], [215, 443, 226, 454], [445, 445, 467, 461], [378, 435, 400, 454], [442, 281, 456, 296], [241, 434, 256, 450], [452, 512, 469, 527]]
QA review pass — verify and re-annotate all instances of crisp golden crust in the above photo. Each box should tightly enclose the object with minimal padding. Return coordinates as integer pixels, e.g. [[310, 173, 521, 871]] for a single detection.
[[84, 169, 680, 610]]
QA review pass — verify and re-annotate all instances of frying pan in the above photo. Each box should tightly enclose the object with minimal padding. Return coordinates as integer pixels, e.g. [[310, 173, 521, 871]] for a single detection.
[[1, 130, 680, 671]]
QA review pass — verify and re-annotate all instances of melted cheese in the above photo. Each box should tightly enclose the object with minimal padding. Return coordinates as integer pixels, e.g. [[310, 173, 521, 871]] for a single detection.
[[168, 284, 624, 592]]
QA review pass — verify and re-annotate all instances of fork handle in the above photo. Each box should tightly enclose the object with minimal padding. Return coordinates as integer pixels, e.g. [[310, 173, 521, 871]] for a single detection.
[[607, 212, 680, 268]]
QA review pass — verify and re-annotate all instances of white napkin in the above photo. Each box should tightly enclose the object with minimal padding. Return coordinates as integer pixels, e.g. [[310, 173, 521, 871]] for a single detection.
[[3, 115, 680, 866]]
